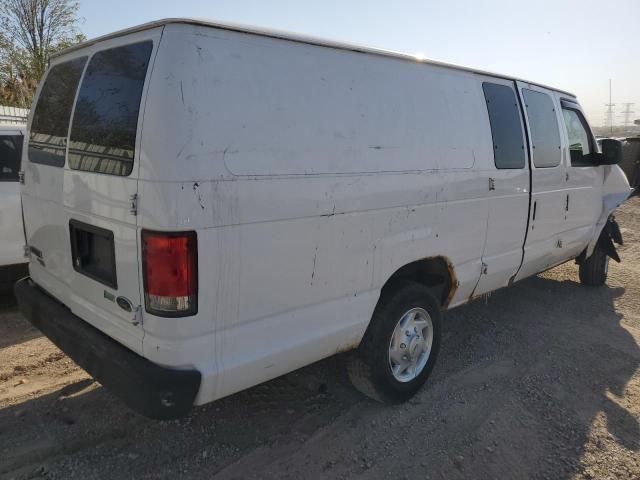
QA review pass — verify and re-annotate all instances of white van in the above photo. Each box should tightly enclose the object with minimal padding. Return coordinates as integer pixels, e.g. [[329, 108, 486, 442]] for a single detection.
[[15, 19, 631, 419], [0, 123, 27, 289]]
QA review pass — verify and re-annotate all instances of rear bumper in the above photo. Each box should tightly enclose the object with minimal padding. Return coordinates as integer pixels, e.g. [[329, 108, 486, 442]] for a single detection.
[[0, 262, 28, 290], [14, 277, 201, 419]]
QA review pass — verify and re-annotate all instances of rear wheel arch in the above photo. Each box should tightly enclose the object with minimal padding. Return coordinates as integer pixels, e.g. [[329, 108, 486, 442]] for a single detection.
[[347, 257, 455, 357], [380, 256, 457, 309]]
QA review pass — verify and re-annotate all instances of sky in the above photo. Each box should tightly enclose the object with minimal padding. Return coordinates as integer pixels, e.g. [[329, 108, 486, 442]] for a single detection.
[[78, 0, 639, 126]]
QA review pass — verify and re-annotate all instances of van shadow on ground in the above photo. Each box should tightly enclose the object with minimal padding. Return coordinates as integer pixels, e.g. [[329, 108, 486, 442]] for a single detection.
[[0, 272, 638, 479], [414, 274, 640, 479]]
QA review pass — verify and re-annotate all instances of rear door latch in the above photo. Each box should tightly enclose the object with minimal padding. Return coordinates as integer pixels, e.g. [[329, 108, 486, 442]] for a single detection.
[[129, 193, 138, 216], [132, 305, 143, 326]]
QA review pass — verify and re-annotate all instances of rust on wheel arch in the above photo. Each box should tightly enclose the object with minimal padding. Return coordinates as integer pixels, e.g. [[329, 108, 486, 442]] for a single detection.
[[442, 257, 458, 309]]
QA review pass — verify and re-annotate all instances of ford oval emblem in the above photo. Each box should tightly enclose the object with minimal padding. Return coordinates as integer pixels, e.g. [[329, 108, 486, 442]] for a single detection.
[[116, 296, 133, 312]]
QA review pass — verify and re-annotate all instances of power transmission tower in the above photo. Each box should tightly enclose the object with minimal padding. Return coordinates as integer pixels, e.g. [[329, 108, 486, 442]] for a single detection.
[[619, 103, 635, 126], [604, 79, 615, 134]]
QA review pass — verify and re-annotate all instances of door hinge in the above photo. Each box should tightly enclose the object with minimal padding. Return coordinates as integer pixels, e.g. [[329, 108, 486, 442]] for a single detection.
[[129, 193, 138, 216], [18, 171, 25, 184], [557, 239, 563, 249], [481, 261, 488, 275], [23, 244, 30, 258], [488, 177, 496, 191]]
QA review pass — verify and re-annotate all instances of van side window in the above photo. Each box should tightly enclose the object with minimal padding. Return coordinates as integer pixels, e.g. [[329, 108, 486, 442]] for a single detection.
[[522, 89, 561, 168], [29, 57, 87, 167], [0, 135, 22, 181], [482, 83, 526, 169], [69, 41, 153, 176], [561, 108, 594, 166]]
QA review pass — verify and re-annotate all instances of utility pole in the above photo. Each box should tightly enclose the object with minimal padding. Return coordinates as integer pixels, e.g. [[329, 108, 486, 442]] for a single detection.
[[604, 79, 615, 135], [619, 103, 635, 127]]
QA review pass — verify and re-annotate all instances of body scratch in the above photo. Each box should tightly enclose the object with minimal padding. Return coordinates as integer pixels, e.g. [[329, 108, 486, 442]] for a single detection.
[[193, 182, 205, 210], [311, 247, 318, 284]]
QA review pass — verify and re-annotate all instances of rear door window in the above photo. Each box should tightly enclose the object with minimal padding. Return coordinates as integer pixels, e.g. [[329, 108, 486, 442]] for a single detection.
[[29, 57, 87, 167], [482, 83, 526, 169], [0, 135, 23, 181], [68, 41, 153, 176], [523, 89, 562, 168]]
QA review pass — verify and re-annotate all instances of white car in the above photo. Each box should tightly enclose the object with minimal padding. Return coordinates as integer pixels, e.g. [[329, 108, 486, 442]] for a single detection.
[[15, 19, 632, 418], [0, 123, 27, 289]]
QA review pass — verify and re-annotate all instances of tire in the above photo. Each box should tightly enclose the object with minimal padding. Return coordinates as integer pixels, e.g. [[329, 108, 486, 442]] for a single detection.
[[579, 247, 609, 286], [347, 280, 441, 403]]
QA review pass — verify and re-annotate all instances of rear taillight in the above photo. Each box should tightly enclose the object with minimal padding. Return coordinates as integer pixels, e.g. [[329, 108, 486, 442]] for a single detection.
[[142, 230, 198, 317]]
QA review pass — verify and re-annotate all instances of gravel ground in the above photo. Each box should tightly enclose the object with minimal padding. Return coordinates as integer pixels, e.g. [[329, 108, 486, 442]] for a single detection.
[[1, 197, 639, 480]]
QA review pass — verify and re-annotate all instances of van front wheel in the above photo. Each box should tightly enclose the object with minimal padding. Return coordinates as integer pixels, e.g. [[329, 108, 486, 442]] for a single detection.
[[579, 247, 609, 286], [347, 281, 441, 403]]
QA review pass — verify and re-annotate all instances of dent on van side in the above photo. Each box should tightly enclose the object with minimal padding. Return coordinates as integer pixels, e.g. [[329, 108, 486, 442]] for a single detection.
[[14, 19, 632, 419]]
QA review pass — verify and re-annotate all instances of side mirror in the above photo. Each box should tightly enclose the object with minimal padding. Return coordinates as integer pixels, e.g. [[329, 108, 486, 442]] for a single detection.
[[597, 138, 623, 165]]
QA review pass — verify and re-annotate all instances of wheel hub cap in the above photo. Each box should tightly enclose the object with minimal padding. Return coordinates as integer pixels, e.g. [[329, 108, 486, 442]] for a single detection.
[[408, 335, 422, 357], [388, 307, 434, 383]]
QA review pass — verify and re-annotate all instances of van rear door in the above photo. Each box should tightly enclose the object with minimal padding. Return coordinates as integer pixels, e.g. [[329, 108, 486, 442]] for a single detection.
[[24, 56, 87, 298], [23, 29, 161, 353]]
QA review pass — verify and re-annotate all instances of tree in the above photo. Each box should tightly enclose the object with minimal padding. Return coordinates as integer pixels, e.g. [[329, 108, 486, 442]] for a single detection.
[[0, 0, 85, 107]]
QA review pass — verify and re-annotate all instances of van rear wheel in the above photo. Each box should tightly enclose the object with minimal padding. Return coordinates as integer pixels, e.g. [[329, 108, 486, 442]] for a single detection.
[[347, 281, 441, 403], [579, 247, 609, 286]]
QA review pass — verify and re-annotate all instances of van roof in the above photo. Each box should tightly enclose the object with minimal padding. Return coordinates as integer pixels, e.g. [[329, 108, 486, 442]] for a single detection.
[[53, 17, 576, 98]]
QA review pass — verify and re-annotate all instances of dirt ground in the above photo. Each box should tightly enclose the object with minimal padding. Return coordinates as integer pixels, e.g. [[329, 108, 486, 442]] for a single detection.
[[1, 197, 639, 480]]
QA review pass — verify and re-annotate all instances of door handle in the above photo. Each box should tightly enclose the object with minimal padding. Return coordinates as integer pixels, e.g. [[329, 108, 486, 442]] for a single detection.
[[532, 201, 537, 222]]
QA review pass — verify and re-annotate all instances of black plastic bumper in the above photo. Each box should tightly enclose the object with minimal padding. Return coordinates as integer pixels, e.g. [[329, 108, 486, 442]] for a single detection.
[[0, 263, 29, 290], [14, 277, 201, 419]]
